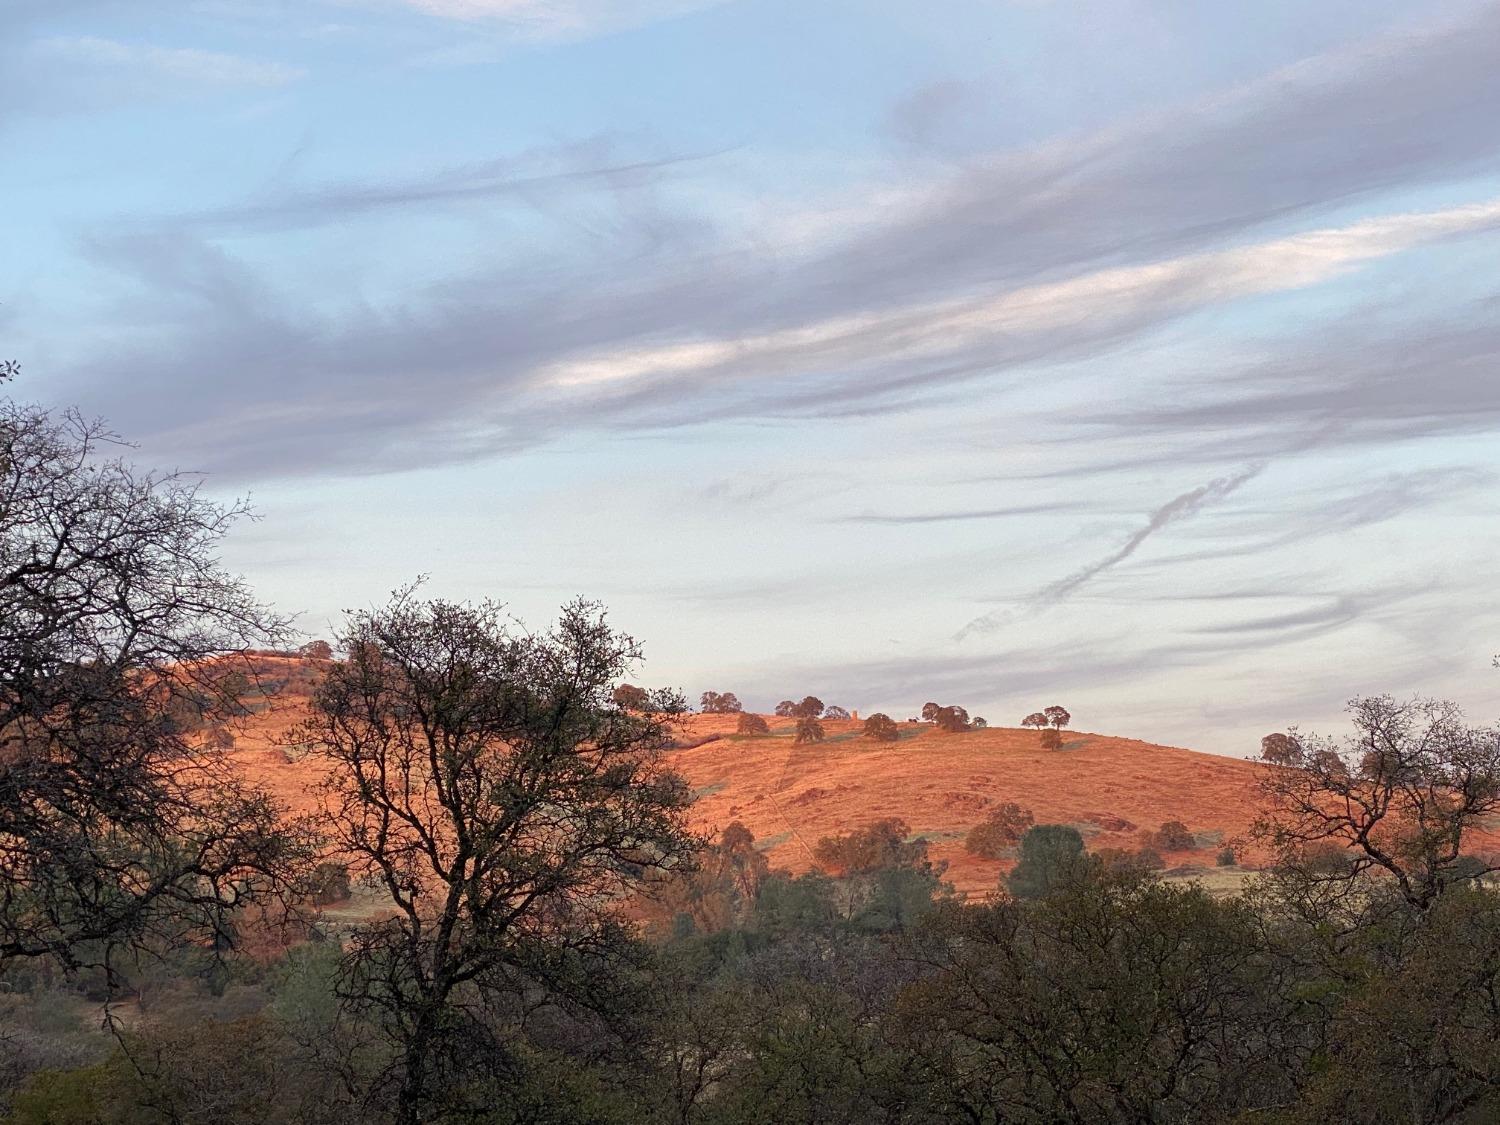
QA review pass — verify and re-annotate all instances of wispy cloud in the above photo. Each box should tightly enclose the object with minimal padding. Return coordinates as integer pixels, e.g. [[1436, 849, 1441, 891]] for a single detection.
[[396, 0, 724, 41], [36, 36, 306, 87]]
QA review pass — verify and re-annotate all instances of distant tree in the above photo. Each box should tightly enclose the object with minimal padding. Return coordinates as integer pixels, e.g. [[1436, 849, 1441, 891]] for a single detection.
[[921, 702, 941, 722], [863, 713, 899, 742], [1007, 825, 1087, 899], [1216, 846, 1237, 867], [813, 817, 927, 875], [964, 803, 1035, 859], [299, 639, 334, 660], [1151, 821, 1196, 852], [971, 716, 988, 729], [1094, 845, 1164, 874], [612, 683, 651, 710], [1043, 705, 1072, 730], [1253, 695, 1500, 911], [699, 691, 743, 714], [304, 861, 352, 907], [1040, 728, 1064, 751], [1022, 712, 1048, 729], [794, 716, 826, 744], [823, 705, 851, 721], [736, 712, 770, 735], [933, 705, 970, 733], [774, 700, 798, 717], [794, 696, 825, 719], [1258, 731, 1303, 765]]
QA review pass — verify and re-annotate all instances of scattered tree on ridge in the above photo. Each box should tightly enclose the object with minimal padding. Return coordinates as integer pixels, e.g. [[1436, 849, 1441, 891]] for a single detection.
[[774, 700, 797, 717], [921, 702, 941, 722], [736, 712, 770, 735], [793, 696, 825, 719], [823, 705, 851, 720], [934, 705, 971, 733], [1259, 731, 1302, 765], [971, 716, 988, 728], [300, 639, 334, 660], [612, 683, 651, 710], [794, 716, 826, 744], [863, 713, 899, 742], [699, 690, 743, 714], [1043, 705, 1072, 730], [1022, 712, 1048, 729]]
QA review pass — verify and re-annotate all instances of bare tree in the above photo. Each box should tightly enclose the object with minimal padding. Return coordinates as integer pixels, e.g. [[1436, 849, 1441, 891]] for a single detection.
[[1253, 696, 1500, 911], [299, 592, 697, 1123], [0, 380, 307, 976]]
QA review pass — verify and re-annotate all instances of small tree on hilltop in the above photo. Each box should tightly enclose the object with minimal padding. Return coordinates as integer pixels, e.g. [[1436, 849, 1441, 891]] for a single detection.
[[823, 705, 851, 720], [794, 716, 826, 744], [700, 691, 743, 714], [1007, 824, 1087, 899], [736, 712, 770, 735], [1259, 731, 1303, 765], [1043, 705, 1071, 730], [921, 702, 941, 722], [1151, 820, 1195, 852], [863, 713, 899, 742], [934, 705, 970, 733], [794, 696, 825, 719], [300, 639, 334, 660], [1022, 712, 1048, 729], [1040, 728, 1064, 751], [774, 700, 797, 717], [964, 803, 1035, 859], [612, 683, 651, 710], [971, 716, 988, 729]]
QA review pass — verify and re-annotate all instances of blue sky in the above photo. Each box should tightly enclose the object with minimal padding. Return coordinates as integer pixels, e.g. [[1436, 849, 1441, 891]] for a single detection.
[[5, 0, 1500, 755]]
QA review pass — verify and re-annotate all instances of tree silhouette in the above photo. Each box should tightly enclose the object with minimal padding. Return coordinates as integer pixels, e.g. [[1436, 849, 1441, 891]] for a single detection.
[[300, 639, 334, 660], [736, 712, 770, 735], [612, 683, 651, 710], [971, 717, 988, 729], [1259, 731, 1302, 765], [1022, 712, 1048, 729], [794, 716, 826, 744], [699, 691, 743, 714], [964, 803, 1035, 858], [863, 713, 899, 742], [774, 700, 797, 717], [921, 702, 941, 722], [1043, 705, 1072, 730], [794, 696, 825, 719], [823, 705, 851, 720], [934, 705, 971, 732]]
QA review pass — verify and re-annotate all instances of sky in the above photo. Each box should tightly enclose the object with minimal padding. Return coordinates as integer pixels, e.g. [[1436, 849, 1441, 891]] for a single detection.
[[4, 0, 1500, 756]]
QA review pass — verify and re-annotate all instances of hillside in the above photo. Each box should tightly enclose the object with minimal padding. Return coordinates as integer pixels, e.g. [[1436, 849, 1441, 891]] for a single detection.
[[223, 656, 1268, 896]]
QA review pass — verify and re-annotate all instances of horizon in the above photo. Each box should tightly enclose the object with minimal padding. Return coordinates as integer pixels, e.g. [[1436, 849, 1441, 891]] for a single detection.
[[6, 0, 1500, 755]]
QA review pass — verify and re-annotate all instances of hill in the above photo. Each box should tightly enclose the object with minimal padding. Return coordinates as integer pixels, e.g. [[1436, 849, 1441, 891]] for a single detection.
[[221, 656, 1268, 896]]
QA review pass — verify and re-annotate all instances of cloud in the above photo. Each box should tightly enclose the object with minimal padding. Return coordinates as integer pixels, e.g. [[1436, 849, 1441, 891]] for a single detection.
[[36, 36, 305, 87], [395, 0, 724, 40], [838, 503, 1083, 525]]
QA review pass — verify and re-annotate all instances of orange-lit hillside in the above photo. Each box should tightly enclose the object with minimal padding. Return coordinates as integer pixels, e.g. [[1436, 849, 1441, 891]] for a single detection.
[[223, 656, 1269, 896]]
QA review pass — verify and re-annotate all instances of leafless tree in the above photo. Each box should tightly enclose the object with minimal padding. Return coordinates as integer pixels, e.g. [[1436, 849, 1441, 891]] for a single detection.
[[299, 592, 697, 1123], [1253, 696, 1500, 911]]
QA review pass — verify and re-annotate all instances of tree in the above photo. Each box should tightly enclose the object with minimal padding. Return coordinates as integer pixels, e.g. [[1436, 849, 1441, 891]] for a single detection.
[[921, 703, 941, 722], [862, 713, 899, 742], [699, 691, 743, 714], [1021, 712, 1048, 729], [299, 639, 334, 661], [612, 683, 650, 710], [0, 377, 307, 976], [794, 716, 826, 744], [774, 700, 797, 718], [933, 705, 970, 733], [823, 705, 851, 721], [813, 817, 929, 876], [298, 593, 697, 1124], [1043, 705, 1071, 730], [1039, 728, 1063, 751], [971, 716, 988, 729], [964, 803, 1035, 859], [1259, 731, 1302, 765], [736, 712, 770, 735], [1253, 695, 1500, 911], [1150, 821, 1195, 852], [794, 696, 825, 719], [1007, 825, 1086, 899]]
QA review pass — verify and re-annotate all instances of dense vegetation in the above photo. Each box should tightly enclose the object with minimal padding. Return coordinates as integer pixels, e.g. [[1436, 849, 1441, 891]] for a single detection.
[[4, 367, 1500, 1123]]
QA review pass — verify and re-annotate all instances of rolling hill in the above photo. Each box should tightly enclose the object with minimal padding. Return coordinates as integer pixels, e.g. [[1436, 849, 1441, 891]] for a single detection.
[[223, 655, 1269, 896]]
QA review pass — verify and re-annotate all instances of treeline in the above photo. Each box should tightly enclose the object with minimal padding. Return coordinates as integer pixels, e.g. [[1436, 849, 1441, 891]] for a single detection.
[[5, 364, 1500, 1123]]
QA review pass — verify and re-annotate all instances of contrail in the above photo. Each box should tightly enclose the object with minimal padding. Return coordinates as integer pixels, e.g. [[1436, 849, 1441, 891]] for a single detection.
[[955, 461, 1265, 640]]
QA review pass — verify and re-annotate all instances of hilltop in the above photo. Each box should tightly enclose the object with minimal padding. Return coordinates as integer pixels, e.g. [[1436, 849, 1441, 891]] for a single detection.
[[221, 655, 1267, 896]]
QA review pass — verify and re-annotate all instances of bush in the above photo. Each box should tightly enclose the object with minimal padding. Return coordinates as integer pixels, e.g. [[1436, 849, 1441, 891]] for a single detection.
[[1039, 728, 1063, 751], [863, 713, 899, 741], [736, 712, 770, 735], [964, 803, 1035, 859], [813, 818, 926, 875], [1007, 825, 1087, 899]]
